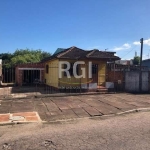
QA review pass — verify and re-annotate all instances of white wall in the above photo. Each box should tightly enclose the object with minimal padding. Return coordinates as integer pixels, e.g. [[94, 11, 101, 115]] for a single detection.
[[142, 72, 149, 91], [125, 71, 149, 92]]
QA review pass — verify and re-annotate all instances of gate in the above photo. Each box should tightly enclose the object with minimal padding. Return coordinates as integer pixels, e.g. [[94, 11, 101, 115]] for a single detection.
[[125, 71, 149, 93], [106, 63, 150, 93]]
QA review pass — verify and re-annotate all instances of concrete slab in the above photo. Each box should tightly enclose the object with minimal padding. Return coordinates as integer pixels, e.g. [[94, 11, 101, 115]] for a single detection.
[[11, 112, 41, 122], [0, 107, 10, 114], [99, 98, 137, 111], [42, 99, 60, 112], [72, 108, 90, 117], [47, 114, 66, 121], [52, 100, 71, 110], [0, 114, 9, 122], [83, 106, 102, 116], [126, 101, 150, 107], [0, 112, 41, 124], [96, 101, 122, 114], [1, 94, 150, 123], [62, 109, 78, 119]]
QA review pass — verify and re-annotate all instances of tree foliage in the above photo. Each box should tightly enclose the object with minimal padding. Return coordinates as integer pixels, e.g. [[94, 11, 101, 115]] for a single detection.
[[133, 56, 140, 65], [0, 49, 51, 67]]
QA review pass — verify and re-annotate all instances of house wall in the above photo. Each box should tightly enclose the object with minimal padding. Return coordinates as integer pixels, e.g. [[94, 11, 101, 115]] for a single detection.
[[44, 59, 59, 88], [44, 59, 107, 89], [58, 59, 107, 88], [98, 61, 106, 86], [58, 59, 81, 88]]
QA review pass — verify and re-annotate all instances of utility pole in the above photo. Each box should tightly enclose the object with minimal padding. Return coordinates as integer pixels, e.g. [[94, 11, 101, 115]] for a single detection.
[[139, 38, 143, 92]]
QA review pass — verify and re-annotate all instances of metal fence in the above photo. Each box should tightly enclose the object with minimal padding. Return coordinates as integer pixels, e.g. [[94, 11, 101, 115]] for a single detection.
[[0, 62, 150, 97], [0, 62, 107, 97], [2, 67, 15, 83]]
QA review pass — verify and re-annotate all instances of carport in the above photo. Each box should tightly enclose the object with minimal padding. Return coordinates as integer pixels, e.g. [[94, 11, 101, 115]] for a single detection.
[[15, 63, 44, 86]]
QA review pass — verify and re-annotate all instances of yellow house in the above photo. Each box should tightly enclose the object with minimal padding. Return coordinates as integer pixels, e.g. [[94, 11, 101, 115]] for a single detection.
[[43, 46, 120, 91]]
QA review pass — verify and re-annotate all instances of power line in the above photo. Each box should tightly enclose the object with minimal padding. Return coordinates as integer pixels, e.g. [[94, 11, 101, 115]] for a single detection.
[[121, 49, 133, 59], [120, 45, 138, 59]]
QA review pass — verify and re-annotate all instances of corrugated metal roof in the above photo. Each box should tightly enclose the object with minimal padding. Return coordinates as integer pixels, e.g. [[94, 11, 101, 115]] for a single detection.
[[53, 48, 65, 55]]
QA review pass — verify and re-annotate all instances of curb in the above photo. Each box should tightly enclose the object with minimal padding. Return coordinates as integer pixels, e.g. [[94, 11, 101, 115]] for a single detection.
[[0, 121, 42, 126], [116, 107, 150, 115], [41, 107, 150, 124], [0, 107, 150, 126], [1, 92, 117, 100]]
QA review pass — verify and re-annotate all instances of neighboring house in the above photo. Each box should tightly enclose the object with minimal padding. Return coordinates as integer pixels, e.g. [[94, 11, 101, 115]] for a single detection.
[[42, 46, 120, 91], [142, 59, 150, 70], [53, 48, 65, 55], [115, 60, 133, 65]]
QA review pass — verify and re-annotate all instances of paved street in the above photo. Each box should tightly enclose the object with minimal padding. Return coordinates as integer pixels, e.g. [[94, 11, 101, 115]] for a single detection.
[[0, 111, 150, 150], [0, 94, 150, 123]]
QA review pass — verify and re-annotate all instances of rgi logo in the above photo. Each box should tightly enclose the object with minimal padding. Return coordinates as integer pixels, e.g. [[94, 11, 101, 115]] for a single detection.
[[59, 61, 92, 79]]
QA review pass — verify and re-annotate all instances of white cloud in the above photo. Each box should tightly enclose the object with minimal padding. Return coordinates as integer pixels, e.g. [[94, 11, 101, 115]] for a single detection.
[[112, 43, 131, 51], [144, 39, 150, 45], [133, 38, 150, 46], [133, 41, 140, 45]]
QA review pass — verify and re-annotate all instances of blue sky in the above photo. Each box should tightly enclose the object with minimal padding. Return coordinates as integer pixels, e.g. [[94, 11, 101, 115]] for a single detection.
[[0, 0, 150, 60]]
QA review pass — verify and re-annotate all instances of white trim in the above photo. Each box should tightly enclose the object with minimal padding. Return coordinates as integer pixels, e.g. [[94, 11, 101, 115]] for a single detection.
[[18, 68, 44, 70]]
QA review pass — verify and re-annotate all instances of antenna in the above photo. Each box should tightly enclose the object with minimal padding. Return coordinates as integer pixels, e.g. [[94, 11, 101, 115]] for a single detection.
[[135, 51, 137, 57]]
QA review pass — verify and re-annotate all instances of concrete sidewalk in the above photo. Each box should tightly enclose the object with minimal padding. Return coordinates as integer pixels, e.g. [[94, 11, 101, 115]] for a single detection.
[[0, 93, 150, 123]]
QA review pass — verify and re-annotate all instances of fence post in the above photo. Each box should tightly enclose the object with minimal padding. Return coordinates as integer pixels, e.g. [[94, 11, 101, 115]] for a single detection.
[[148, 71, 150, 93], [113, 62, 116, 93]]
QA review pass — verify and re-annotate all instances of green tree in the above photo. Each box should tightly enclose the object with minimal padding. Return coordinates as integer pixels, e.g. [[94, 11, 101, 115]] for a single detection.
[[133, 56, 140, 65], [0, 49, 51, 67], [0, 53, 13, 68]]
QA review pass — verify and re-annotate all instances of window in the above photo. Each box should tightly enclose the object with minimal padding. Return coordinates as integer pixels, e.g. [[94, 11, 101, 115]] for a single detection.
[[46, 65, 49, 74]]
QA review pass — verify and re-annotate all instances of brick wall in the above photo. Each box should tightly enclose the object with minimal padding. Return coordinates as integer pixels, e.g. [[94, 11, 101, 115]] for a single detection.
[[106, 70, 124, 82], [15, 63, 45, 86]]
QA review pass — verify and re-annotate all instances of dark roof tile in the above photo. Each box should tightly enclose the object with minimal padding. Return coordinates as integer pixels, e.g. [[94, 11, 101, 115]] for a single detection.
[[41, 46, 120, 62]]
